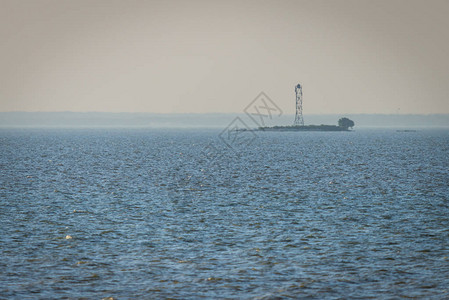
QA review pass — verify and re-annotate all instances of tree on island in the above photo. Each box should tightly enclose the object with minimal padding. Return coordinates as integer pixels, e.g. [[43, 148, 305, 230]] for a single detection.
[[338, 117, 355, 129]]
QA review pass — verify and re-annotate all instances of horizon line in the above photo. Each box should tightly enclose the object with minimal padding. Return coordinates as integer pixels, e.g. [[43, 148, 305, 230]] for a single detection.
[[2, 111, 449, 116]]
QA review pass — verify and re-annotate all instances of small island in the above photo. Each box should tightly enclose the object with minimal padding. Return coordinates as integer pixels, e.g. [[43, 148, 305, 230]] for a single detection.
[[254, 84, 355, 132], [258, 117, 355, 132]]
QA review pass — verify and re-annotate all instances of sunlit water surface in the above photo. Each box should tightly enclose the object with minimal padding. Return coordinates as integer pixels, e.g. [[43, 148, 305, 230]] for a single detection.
[[1, 128, 448, 299]]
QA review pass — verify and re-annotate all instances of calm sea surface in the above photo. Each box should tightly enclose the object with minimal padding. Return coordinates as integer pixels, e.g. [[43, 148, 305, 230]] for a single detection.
[[1, 128, 448, 299]]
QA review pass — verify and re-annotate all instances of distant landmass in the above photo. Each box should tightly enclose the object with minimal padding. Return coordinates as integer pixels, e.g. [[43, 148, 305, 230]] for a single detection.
[[0, 112, 448, 128]]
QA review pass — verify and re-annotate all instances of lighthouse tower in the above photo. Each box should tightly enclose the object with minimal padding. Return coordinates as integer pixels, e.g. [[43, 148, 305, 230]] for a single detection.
[[293, 83, 304, 126]]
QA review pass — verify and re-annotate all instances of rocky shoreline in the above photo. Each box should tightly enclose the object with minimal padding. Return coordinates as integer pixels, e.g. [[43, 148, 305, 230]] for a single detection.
[[257, 125, 351, 131]]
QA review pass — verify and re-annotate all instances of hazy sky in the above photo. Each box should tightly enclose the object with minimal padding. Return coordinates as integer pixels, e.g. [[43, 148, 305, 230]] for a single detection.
[[1, 0, 448, 114]]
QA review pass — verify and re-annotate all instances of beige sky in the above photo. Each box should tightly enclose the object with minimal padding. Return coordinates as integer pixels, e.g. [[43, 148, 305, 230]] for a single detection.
[[1, 0, 448, 114]]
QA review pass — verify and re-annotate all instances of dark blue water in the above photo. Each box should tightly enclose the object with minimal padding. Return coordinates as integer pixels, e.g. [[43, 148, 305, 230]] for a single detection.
[[1, 128, 448, 299]]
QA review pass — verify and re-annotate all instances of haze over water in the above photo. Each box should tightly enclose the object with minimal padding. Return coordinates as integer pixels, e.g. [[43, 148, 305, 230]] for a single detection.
[[2, 0, 449, 297], [1, 128, 448, 298]]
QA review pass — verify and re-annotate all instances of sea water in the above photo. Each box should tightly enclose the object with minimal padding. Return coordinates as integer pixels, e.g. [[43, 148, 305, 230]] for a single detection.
[[0, 128, 448, 298]]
